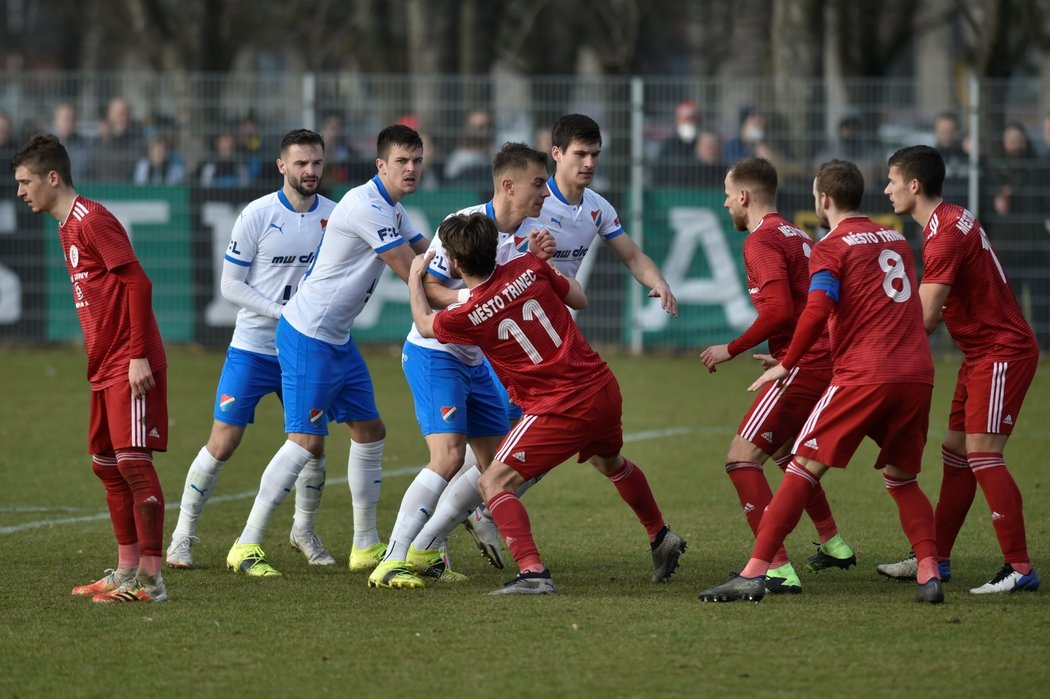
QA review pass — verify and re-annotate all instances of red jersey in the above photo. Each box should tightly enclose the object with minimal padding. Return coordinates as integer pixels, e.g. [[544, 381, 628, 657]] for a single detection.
[[809, 216, 933, 386], [922, 201, 1038, 360], [741, 213, 832, 368], [58, 196, 167, 389], [432, 253, 612, 414]]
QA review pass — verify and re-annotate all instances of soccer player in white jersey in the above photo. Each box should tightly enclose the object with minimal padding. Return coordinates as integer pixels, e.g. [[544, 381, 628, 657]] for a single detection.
[[459, 114, 681, 566], [367, 143, 551, 589], [167, 129, 336, 569], [226, 125, 431, 577]]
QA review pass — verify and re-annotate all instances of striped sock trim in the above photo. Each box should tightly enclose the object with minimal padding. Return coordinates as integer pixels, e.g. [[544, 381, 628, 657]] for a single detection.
[[967, 452, 1005, 474], [785, 460, 818, 486], [941, 446, 969, 469], [725, 460, 763, 473]]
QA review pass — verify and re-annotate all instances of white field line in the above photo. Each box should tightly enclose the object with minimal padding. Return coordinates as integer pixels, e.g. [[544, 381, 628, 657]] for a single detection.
[[0, 426, 699, 536]]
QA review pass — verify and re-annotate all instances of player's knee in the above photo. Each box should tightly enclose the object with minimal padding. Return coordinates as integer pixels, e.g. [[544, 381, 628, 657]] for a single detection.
[[90, 454, 121, 483], [348, 418, 385, 444], [207, 423, 245, 461]]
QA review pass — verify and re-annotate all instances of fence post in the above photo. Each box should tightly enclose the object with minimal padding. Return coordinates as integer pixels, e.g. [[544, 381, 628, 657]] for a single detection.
[[629, 75, 645, 355], [302, 72, 317, 131], [967, 72, 980, 217]]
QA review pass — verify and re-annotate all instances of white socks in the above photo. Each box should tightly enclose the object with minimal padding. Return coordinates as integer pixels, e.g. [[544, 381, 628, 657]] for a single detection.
[[385, 468, 448, 561], [348, 439, 384, 549], [240, 440, 313, 545], [172, 446, 226, 539], [414, 465, 483, 551], [292, 455, 327, 534]]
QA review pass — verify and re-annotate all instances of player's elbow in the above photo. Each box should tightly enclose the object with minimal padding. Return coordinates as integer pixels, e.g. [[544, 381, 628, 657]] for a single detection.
[[565, 292, 588, 310]]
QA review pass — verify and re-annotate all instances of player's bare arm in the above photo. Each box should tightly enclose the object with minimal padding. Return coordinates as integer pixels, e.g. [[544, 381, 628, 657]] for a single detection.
[[748, 362, 788, 392], [699, 344, 731, 373], [128, 357, 155, 397], [557, 268, 588, 310], [422, 272, 460, 309], [409, 234, 431, 255], [918, 282, 950, 334], [409, 251, 437, 337], [605, 233, 678, 317], [380, 242, 419, 284], [528, 229, 556, 260]]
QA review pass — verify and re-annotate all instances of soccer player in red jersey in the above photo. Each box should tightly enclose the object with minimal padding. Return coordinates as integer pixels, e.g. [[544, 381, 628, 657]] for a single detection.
[[881, 145, 1040, 594], [407, 212, 686, 595], [699, 159, 943, 604], [699, 157, 855, 594], [13, 134, 169, 603]]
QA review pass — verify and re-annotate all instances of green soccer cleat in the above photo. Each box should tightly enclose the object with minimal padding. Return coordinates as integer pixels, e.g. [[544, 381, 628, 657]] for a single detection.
[[349, 541, 387, 572], [226, 539, 282, 577], [408, 545, 469, 583], [805, 534, 857, 573], [367, 559, 426, 589], [765, 562, 803, 594]]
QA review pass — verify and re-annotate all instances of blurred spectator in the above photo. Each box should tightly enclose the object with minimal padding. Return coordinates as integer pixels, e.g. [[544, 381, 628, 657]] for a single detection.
[[533, 124, 553, 171], [198, 131, 250, 187], [236, 113, 263, 183], [320, 112, 353, 184], [91, 97, 145, 181], [988, 121, 1050, 348], [653, 100, 700, 186], [933, 111, 969, 200], [51, 102, 93, 184], [723, 106, 764, 163], [814, 113, 885, 185], [1041, 114, 1050, 156], [444, 108, 494, 187], [0, 111, 17, 167], [133, 134, 187, 185], [693, 129, 726, 188]]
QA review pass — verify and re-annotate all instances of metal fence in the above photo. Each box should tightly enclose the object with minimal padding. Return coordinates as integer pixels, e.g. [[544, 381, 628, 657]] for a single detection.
[[2, 72, 1048, 351]]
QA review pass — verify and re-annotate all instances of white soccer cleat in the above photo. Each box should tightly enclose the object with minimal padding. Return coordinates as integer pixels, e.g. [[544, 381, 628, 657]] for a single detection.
[[463, 506, 504, 569], [289, 529, 337, 566], [876, 553, 917, 580], [970, 564, 1040, 594], [166, 535, 199, 569]]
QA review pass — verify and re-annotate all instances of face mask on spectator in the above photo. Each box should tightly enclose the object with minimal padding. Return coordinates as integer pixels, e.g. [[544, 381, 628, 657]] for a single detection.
[[677, 123, 697, 142]]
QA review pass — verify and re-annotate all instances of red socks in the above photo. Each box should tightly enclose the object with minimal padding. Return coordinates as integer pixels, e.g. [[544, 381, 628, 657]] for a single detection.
[[607, 459, 665, 541], [115, 450, 165, 558], [934, 446, 976, 559], [92, 454, 138, 547], [726, 461, 771, 536], [487, 491, 543, 572], [969, 452, 1031, 571], [748, 461, 816, 568], [883, 474, 937, 578]]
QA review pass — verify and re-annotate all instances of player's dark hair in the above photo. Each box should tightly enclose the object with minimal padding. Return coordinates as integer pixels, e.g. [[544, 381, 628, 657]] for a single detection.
[[440, 212, 499, 279], [11, 133, 74, 187], [551, 114, 602, 151], [728, 156, 778, 200], [887, 145, 945, 197], [281, 128, 325, 155], [377, 124, 423, 160], [815, 159, 864, 211], [492, 142, 549, 180]]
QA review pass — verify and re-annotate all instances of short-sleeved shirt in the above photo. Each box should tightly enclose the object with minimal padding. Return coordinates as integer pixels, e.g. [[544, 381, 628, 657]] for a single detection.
[[224, 190, 336, 355], [58, 196, 166, 389], [520, 176, 624, 279], [808, 216, 933, 386], [744, 213, 832, 369], [281, 176, 424, 344], [921, 201, 1038, 360], [432, 253, 612, 414], [405, 200, 528, 366]]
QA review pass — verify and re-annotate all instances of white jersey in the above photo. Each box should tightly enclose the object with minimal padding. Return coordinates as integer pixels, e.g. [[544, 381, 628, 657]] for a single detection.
[[405, 201, 525, 365], [282, 176, 424, 344], [223, 190, 336, 355], [521, 175, 624, 279]]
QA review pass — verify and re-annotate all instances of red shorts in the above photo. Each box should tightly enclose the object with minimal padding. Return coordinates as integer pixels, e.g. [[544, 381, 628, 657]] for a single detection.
[[737, 364, 831, 455], [792, 382, 931, 474], [494, 377, 623, 480], [948, 355, 1037, 435], [88, 369, 169, 454]]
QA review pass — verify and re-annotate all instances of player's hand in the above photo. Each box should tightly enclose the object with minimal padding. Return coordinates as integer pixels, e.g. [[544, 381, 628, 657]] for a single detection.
[[699, 344, 730, 373], [649, 283, 678, 317], [128, 357, 155, 397], [752, 353, 777, 369], [748, 362, 788, 392], [529, 229, 556, 260], [411, 250, 435, 280]]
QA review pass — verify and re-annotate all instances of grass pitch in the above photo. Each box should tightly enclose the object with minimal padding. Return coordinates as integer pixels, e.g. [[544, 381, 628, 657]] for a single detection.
[[1, 346, 1048, 698]]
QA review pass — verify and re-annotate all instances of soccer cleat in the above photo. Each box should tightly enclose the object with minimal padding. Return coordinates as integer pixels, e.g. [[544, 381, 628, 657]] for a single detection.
[[914, 578, 945, 604], [463, 507, 505, 570], [876, 552, 952, 582], [367, 559, 426, 589], [71, 568, 135, 597], [226, 539, 282, 577], [765, 563, 803, 595], [969, 564, 1040, 594], [166, 535, 199, 569], [698, 573, 766, 603], [289, 529, 336, 566], [650, 527, 687, 583], [804, 534, 857, 573], [408, 545, 468, 583], [349, 541, 387, 572], [489, 569, 557, 596], [93, 575, 169, 604]]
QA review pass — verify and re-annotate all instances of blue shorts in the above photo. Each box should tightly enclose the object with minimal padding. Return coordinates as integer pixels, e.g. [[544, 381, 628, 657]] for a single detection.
[[276, 317, 380, 435], [484, 358, 522, 423], [212, 347, 283, 427], [402, 342, 510, 437]]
